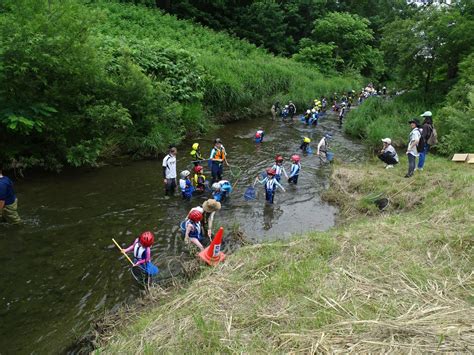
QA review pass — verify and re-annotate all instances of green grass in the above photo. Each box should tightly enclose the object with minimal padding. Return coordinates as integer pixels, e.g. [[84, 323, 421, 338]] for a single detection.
[[344, 92, 438, 150], [95, 1, 362, 118], [97, 157, 473, 353]]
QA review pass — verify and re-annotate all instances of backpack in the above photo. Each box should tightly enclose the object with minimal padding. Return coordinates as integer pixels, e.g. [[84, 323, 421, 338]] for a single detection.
[[427, 126, 438, 146], [416, 128, 425, 152]]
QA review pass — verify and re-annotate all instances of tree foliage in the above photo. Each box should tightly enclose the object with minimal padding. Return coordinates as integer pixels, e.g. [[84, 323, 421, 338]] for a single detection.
[[0, 0, 360, 169], [294, 12, 384, 76], [382, 1, 474, 92]]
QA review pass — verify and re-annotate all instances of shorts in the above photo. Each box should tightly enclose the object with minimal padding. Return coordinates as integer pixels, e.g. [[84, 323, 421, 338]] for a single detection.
[[2, 199, 21, 224]]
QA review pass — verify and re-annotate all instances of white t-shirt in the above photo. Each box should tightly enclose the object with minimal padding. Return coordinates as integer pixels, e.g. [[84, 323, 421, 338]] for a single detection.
[[384, 145, 399, 162], [162, 154, 177, 179], [317, 137, 328, 154], [407, 128, 421, 156]]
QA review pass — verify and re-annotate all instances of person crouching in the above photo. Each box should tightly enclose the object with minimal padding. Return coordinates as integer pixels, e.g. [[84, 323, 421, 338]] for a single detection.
[[378, 138, 399, 169]]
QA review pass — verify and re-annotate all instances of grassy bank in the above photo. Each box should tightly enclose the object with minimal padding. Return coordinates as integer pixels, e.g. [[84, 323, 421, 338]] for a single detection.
[[98, 156, 473, 353], [344, 53, 474, 157], [344, 93, 429, 150], [0, 0, 360, 170]]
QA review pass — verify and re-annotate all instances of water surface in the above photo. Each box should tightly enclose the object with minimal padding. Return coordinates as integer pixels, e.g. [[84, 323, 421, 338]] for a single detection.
[[0, 111, 366, 353]]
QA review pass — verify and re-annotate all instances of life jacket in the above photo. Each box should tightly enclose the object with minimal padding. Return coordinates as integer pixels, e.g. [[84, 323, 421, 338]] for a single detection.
[[272, 163, 284, 177], [289, 163, 301, 177], [193, 174, 206, 186], [133, 242, 148, 263], [265, 178, 277, 192], [185, 219, 202, 240], [180, 178, 194, 197], [211, 147, 226, 161], [255, 130, 264, 139]]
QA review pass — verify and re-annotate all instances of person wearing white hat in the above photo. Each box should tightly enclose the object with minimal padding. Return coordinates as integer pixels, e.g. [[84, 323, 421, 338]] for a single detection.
[[378, 138, 399, 169], [417, 111, 434, 171]]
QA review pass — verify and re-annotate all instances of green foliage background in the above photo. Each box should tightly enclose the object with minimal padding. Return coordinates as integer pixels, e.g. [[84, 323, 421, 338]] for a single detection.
[[0, 0, 360, 170], [1, 0, 473, 169]]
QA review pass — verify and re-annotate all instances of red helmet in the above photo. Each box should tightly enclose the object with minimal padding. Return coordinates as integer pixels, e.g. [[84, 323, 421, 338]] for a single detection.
[[193, 165, 203, 173], [275, 155, 284, 163], [291, 154, 301, 163], [188, 210, 203, 222], [266, 168, 277, 176], [139, 231, 155, 247]]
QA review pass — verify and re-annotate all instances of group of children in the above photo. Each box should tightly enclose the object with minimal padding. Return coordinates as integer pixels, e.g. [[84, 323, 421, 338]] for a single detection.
[[253, 154, 302, 203], [121, 93, 351, 280], [177, 139, 233, 202]]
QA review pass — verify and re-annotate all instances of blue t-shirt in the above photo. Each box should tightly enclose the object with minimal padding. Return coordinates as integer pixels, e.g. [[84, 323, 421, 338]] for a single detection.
[[0, 176, 16, 205]]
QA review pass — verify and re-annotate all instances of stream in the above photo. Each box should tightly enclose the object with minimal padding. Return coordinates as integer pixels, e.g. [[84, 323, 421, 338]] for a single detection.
[[0, 111, 367, 354]]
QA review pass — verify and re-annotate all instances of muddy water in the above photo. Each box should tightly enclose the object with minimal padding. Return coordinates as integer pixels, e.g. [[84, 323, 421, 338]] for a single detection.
[[0, 111, 366, 353]]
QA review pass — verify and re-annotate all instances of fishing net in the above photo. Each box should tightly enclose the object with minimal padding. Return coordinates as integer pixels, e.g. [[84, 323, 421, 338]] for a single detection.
[[244, 186, 256, 200], [229, 165, 242, 178]]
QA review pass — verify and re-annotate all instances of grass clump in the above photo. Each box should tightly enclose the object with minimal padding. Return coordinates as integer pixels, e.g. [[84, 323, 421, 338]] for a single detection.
[[97, 156, 473, 353]]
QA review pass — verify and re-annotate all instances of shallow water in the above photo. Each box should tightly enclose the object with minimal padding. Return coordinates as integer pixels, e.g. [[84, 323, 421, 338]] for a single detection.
[[0, 111, 366, 353]]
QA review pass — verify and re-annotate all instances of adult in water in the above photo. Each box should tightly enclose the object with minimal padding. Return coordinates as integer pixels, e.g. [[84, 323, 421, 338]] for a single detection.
[[209, 138, 229, 184], [187, 199, 222, 239], [162, 146, 177, 196], [0, 164, 21, 224]]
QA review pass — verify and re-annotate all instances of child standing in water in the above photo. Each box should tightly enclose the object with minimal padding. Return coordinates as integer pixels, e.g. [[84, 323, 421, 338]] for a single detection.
[[272, 155, 289, 182], [190, 143, 204, 166], [255, 168, 285, 204], [122, 231, 159, 276], [288, 155, 301, 184], [300, 137, 311, 153], [192, 165, 206, 193], [179, 170, 194, 200], [255, 127, 265, 143]]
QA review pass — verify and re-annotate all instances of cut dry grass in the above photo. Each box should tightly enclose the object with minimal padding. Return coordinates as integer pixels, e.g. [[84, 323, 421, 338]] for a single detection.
[[97, 156, 473, 353]]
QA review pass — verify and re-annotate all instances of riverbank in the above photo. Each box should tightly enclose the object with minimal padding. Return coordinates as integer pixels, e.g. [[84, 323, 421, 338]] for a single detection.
[[1, 1, 361, 170], [97, 156, 473, 353]]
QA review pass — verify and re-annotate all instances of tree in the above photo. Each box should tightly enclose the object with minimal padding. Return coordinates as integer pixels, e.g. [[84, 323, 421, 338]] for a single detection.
[[382, 1, 474, 92], [295, 12, 383, 76], [293, 40, 342, 73], [236, 1, 289, 54]]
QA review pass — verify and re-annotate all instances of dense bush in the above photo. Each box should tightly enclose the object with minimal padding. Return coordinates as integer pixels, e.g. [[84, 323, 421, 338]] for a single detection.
[[436, 54, 474, 156], [0, 0, 360, 170], [344, 93, 438, 151]]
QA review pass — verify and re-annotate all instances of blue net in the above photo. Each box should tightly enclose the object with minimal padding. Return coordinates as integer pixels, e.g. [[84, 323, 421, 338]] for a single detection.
[[244, 186, 256, 200]]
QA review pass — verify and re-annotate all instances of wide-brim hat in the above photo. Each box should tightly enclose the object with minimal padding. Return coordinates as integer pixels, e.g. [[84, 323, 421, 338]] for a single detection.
[[381, 138, 392, 144], [420, 111, 432, 117], [203, 199, 221, 213]]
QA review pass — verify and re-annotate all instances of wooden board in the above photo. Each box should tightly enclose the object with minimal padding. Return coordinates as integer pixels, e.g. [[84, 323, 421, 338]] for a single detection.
[[452, 154, 468, 162], [467, 154, 474, 164]]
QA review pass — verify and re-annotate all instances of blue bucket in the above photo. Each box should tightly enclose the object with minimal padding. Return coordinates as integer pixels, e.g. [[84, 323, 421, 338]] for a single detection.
[[326, 151, 334, 161]]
